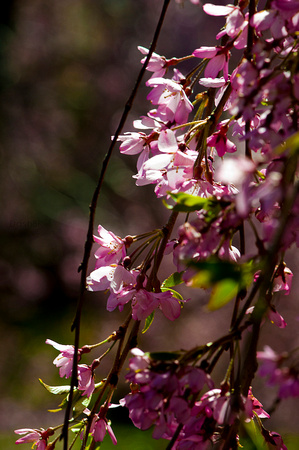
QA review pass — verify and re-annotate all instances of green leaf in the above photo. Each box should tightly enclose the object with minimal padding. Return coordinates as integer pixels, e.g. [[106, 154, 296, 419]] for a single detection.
[[161, 287, 184, 302], [276, 130, 299, 156], [187, 258, 254, 310], [142, 311, 155, 334], [189, 258, 243, 287], [208, 279, 239, 310], [164, 192, 210, 212], [82, 397, 92, 407], [39, 378, 71, 395], [57, 388, 82, 411], [241, 420, 266, 449], [161, 271, 184, 288]]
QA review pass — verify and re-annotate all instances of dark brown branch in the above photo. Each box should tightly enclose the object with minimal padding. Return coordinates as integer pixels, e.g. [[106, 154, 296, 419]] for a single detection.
[[61, 1, 172, 448], [240, 181, 299, 395]]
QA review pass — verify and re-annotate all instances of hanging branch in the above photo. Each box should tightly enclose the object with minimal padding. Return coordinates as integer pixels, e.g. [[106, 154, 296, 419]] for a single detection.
[[61, 1, 172, 448]]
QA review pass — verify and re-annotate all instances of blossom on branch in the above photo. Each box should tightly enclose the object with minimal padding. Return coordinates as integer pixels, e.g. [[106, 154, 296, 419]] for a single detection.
[[15, 428, 54, 450], [78, 364, 95, 398], [206, 122, 237, 158], [45, 339, 77, 379], [146, 77, 193, 124], [93, 225, 126, 268], [83, 409, 117, 445]]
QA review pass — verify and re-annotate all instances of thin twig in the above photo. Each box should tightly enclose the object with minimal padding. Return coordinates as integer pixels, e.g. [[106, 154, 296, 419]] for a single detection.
[[240, 181, 299, 395], [61, 1, 172, 448]]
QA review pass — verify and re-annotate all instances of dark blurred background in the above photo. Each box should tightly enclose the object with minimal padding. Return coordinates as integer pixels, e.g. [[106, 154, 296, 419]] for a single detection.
[[1, 1, 299, 448]]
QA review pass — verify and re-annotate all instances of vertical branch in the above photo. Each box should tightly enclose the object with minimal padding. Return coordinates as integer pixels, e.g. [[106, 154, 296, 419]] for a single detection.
[[61, 1, 172, 448], [240, 181, 299, 395], [245, 0, 256, 62], [244, 0, 256, 159]]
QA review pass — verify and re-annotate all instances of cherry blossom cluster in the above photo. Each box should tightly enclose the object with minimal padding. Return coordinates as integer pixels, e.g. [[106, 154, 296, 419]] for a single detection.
[[87, 225, 182, 321], [122, 349, 286, 449]]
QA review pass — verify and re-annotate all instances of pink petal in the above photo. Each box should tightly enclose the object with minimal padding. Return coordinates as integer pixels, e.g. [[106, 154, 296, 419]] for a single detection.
[[203, 3, 234, 16], [107, 423, 117, 445], [15, 432, 40, 444], [268, 308, 287, 328], [142, 153, 173, 170], [204, 54, 226, 78], [193, 46, 218, 58], [226, 8, 244, 37], [158, 129, 178, 153], [93, 419, 106, 442], [158, 293, 181, 320], [199, 77, 226, 87], [45, 339, 72, 353], [251, 10, 276, 31]]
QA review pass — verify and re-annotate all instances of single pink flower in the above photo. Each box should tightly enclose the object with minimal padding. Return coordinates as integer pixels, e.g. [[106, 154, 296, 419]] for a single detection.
[[118, 131, 148, 155], [193, 46, 230, 81], [87, 264, 136, 293], [78, 365, 95, 397], [146, 77, 193, 125], [268, 307, 287, 328], [206, 124, 237, 157], [262, 429, 287, 450], [131, 289, 159, 320], [257, 345, 281, 378], [15, 428, 54, 449], [91, 418, 117, 445], [156, 291, 182, 321], [273, 266, 293, 295], [94, 225, 126, 268], [84, 409, 117, 445], [45, 339, 76, 379], [246, 388, 270, 419], [247, 304, 287, 329], [138, 46, 167, 78], [204, 3, 245, 37]]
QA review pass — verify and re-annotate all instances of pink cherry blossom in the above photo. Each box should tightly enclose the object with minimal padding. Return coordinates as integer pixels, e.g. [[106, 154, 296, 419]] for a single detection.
[[87, 264, 136, 293], [118, 131, 148, 155], [193, 46, 230, 80], [206, 123, 237, 157], [273, 265, 293, 295], [45, 339, 77, 379], [254, 263, 293, 297], [256, 345, 283, 379], [83, 409, 117, 445], [138, 46, 168, 79], [78, 364, 95, 397], [257, 345, 281, 378], [93, 225, 126, 269], [246, 303, 287, 329], [247, 388, 270, 419], [111, 288, 181, 321], [203, 3, 245, 40], [268, 307, 287, 329], [257, 346, 299, 400], [131, 289, 159, 320], [92, 418, 117, 444], [15, 428, 54, 450], [262, 429, 287, 450], [146, 77, 193, 124]]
